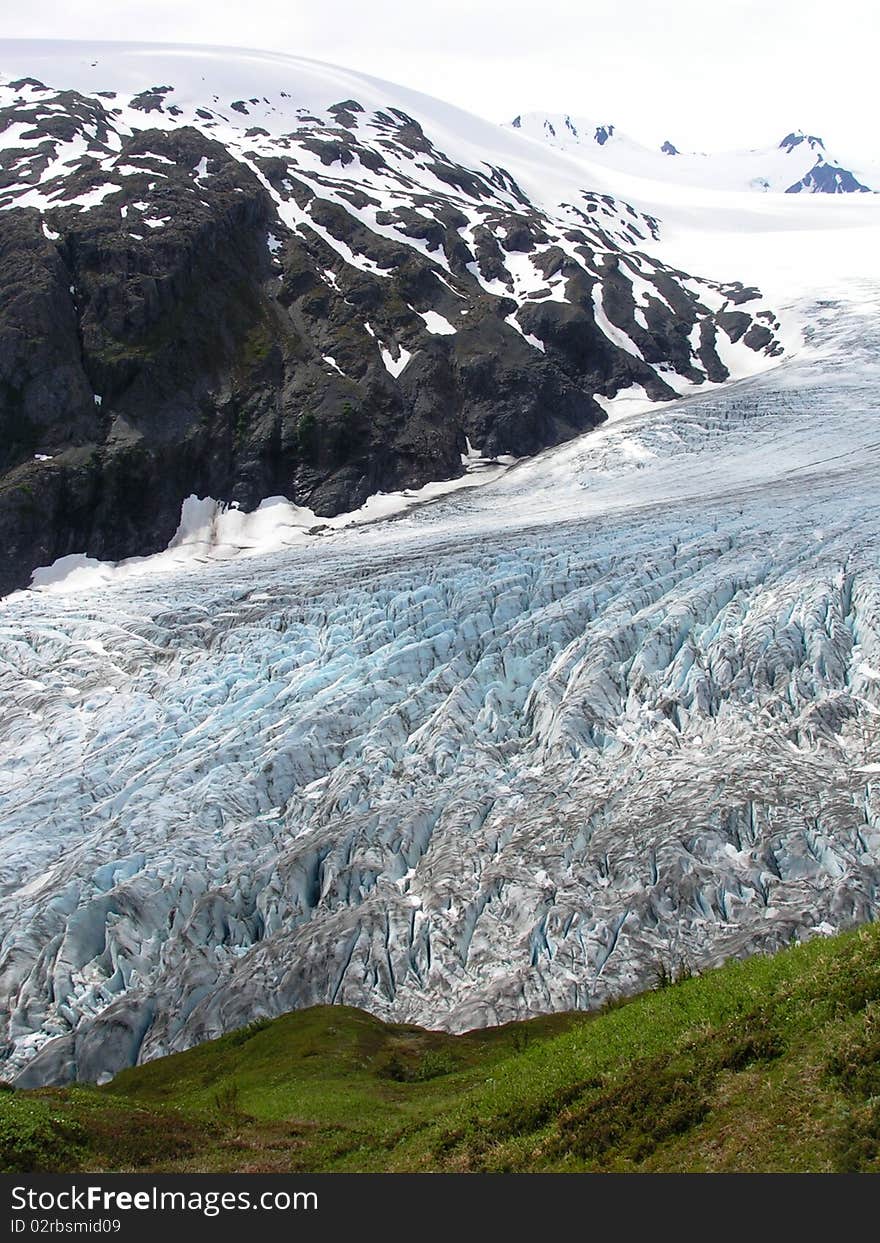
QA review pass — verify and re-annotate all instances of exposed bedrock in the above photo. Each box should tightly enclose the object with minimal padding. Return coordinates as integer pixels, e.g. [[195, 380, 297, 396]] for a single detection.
[[0, 77, 784, 593]]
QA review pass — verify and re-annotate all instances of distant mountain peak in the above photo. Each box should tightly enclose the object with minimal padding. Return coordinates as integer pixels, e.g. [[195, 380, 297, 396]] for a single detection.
[[779, 130, 825, 153], [506, 111, 875, 195], [786, 161, 871, 194]]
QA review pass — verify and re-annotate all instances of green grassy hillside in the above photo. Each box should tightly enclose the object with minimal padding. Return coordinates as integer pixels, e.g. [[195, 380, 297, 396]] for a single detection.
[[3, 922, 880, 1174]]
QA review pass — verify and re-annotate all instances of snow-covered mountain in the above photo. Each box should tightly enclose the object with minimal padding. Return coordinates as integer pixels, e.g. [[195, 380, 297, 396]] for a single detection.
[[510, 113, 877, 195], [1, 42, 880, 1089], [0, 40, 787, 595]]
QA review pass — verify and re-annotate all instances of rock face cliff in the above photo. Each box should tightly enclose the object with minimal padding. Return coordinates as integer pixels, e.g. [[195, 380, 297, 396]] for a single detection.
[[0, 43, 783, 593]]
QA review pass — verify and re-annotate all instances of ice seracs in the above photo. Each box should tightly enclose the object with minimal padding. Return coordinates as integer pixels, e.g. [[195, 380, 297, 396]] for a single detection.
[[2, 276, 880, 1087]]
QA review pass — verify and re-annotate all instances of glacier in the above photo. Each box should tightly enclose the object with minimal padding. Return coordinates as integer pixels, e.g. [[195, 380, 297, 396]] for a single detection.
[[2, 276, 879, 1085], [0, 40, 879, 1087]]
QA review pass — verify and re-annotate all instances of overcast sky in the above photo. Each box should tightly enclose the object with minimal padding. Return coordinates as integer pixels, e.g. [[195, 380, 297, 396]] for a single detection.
[[4, 1, 878, 152]]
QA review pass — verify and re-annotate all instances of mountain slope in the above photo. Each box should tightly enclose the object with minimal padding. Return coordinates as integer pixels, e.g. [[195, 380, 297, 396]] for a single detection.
[[0, 42, 879, 1093], [4, 921, 880, 1173], [0, 40, 784, 594], [510, 113, 877, 195]]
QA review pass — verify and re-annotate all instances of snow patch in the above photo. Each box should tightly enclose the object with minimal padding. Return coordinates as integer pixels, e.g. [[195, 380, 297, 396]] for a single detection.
[[380, 345, 412, 377], [418, 309, 456, 335]]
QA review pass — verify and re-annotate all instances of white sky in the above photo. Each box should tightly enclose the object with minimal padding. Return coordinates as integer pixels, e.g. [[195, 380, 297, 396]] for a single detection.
[[3, 1, 878, 154]]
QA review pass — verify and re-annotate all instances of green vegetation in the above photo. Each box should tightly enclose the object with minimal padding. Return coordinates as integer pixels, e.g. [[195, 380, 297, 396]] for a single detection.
[[3, 922, 880, 1174], [238, 320, 275, 370], [296, 410, 318, 458], [0, 1090, 84, 1172], [333, 400, 362, 459]]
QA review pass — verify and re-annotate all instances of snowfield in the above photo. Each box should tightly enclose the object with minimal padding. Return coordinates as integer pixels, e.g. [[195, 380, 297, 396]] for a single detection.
[[509, 112, 879, 196], [0, 42, 879, 1086]]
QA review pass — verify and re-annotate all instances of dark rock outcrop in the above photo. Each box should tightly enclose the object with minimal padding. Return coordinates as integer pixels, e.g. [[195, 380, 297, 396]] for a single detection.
[[0, 73, 784, 593]]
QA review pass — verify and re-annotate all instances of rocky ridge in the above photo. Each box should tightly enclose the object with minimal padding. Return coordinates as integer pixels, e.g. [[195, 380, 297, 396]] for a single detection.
[[0, 44, 783, 593]]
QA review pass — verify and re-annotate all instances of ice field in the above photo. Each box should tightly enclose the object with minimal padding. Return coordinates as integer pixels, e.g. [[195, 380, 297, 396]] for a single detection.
[[2, 271, 880, 1083]]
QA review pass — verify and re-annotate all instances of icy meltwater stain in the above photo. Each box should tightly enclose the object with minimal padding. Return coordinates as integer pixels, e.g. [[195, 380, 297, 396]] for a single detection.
[[1, 290, 880, 1084]]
